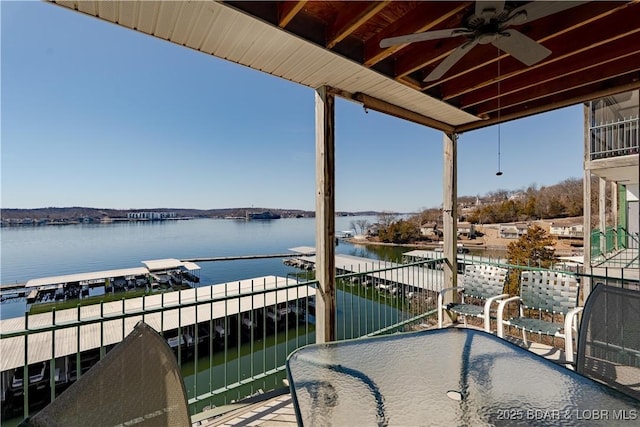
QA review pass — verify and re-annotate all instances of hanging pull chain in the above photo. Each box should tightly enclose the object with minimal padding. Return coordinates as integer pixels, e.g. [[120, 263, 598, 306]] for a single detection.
[[496, 48, 503, 176]]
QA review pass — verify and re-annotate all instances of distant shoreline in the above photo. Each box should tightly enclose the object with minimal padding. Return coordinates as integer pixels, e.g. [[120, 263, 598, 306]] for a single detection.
[[0, 207, 384, 227]]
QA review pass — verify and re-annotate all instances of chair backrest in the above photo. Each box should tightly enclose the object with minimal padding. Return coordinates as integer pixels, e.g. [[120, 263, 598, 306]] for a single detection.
[[519, 270, 579, 314], [461, 264, 508, 299], [576, 283, 640, 400], [22, 321, 191, 427]]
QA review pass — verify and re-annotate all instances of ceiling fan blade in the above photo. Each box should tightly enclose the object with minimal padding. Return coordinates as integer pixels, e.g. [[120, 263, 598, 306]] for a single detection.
[[380, 28, 472, 48], [507, 1, 590, 25], [475, 0, 505, 21], [424, 39, 479, 82], [492, 29, 551, 66]]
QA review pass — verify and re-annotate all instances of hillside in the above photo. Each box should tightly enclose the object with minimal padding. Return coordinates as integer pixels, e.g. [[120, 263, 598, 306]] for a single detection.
[[0, 207, 379, 226]]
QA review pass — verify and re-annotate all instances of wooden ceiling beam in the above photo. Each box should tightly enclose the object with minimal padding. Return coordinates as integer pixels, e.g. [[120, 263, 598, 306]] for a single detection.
[[326, 1, 391, 49], [362, 2, 469, 68], [353, 93, 456, 133], [473, 58, 640, 118], [422, 2, 634, 95], [278, 1, 307, 28], [458, 32, 640, 110], [499, 75, 640, 120], [455, 79, 640, 133]]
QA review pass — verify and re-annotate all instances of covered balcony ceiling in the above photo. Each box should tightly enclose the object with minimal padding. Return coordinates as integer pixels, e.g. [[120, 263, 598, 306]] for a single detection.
[[51, 1, 640, 133]]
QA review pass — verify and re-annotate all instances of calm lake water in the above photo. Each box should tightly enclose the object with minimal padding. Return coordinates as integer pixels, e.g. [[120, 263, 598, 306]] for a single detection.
[[0, 216, 410, 319], [0, 216, 411, 425]]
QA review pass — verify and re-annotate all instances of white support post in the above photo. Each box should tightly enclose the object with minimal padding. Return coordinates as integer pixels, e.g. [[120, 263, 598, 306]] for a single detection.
[[442, 132, 458, 312], [315, 86, 336, 343], [582, 103, 592, 303], [583, 169, 592, 301]]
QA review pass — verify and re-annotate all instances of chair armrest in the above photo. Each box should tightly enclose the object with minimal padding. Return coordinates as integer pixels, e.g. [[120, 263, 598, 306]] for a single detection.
[[483, 293, 509, 332], [564, 306, 584, 332], [437, 286, 465, 309], [497, 296, 521, 338], [563, 306, 584, 363], [437, 286, 465, 328]]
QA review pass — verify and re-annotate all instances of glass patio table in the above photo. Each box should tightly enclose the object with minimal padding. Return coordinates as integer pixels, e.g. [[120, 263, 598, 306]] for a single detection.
[[286, 328, 639, 426]]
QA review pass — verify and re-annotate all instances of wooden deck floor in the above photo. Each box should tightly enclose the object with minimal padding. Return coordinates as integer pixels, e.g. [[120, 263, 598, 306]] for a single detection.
[[193, 393, 296, 427]]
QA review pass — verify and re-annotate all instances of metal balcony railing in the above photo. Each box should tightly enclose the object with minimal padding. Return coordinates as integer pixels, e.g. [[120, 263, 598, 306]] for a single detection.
[[0, 258, 443, 422], [591, 227, 640, 268], [590, 117, 639, 160], [2, 255, 638, 424]]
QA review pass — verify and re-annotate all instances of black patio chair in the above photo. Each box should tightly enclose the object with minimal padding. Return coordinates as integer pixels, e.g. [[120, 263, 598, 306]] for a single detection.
[[576, 283, 640, 400], [20, 321, 191, 427]]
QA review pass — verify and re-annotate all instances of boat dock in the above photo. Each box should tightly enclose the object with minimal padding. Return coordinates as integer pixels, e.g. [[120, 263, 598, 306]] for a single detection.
[[402, 249, 507, 268], [0, 258, 201, 303], [287, 247, 446, 295], [0, 276, 315, 373]]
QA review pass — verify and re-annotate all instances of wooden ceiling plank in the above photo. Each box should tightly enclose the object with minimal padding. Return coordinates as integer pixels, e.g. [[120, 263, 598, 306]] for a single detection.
[[474, 59, 640, 117], [362, 2, 470, 68], [465, 52, 639, 113], [326, 1, 390, 49], [459, 33, 640, 109], [499, 76, 640, 121], [422, 2, 635, 95], [278, 1, 307, 28], [455, 79, 640, 133]]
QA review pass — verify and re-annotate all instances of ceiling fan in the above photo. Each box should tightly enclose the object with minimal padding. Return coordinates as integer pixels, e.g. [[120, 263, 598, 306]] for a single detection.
[[379, 1, 588, 82]]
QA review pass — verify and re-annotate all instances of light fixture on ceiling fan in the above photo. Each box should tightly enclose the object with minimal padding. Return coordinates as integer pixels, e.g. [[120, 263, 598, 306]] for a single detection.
[[379, 1, 587, 82]]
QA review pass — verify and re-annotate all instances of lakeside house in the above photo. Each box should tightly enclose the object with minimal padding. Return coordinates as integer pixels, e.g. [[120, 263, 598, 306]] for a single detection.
[[457, 221, 476, 239], [498, 223, 530, 239], [419, 222, 441, 239], [549, 222, 585, 239]]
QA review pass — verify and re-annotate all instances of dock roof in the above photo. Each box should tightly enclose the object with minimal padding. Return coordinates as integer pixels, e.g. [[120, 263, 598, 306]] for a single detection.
[[0, 276, 315, 372], [297, 253, 445, 293], [403, 249, 506, 265], [23, 259, 201, 289], [288, 246, 316, 255], [141, 258, 200, 271], [25, 267, 149, 289]]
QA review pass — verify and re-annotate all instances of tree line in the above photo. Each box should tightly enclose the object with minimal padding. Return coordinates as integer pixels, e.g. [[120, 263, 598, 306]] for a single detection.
[[368, 177, 602, 244], [465, 178, 587, 224]]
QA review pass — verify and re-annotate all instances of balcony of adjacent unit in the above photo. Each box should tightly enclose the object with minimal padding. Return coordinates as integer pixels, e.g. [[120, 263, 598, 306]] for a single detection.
[[586, 91, 639, 181], [585, 91, 639, 281]]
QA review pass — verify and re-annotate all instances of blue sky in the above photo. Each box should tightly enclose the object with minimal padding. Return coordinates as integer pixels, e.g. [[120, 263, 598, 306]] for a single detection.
[[1, 1, 584, 213]]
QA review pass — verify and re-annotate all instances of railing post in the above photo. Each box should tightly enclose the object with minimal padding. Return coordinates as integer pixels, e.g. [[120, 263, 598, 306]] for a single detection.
[[315, 85, 336, 343], [23, 311, 29, 420], [599, 177, 607, 256], [442, 131, 458, 311]]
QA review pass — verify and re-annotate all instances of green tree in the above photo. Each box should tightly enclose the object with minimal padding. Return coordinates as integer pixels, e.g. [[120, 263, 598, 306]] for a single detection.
[[505, 225, 557, 295], [378, 219, 420, 244]]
